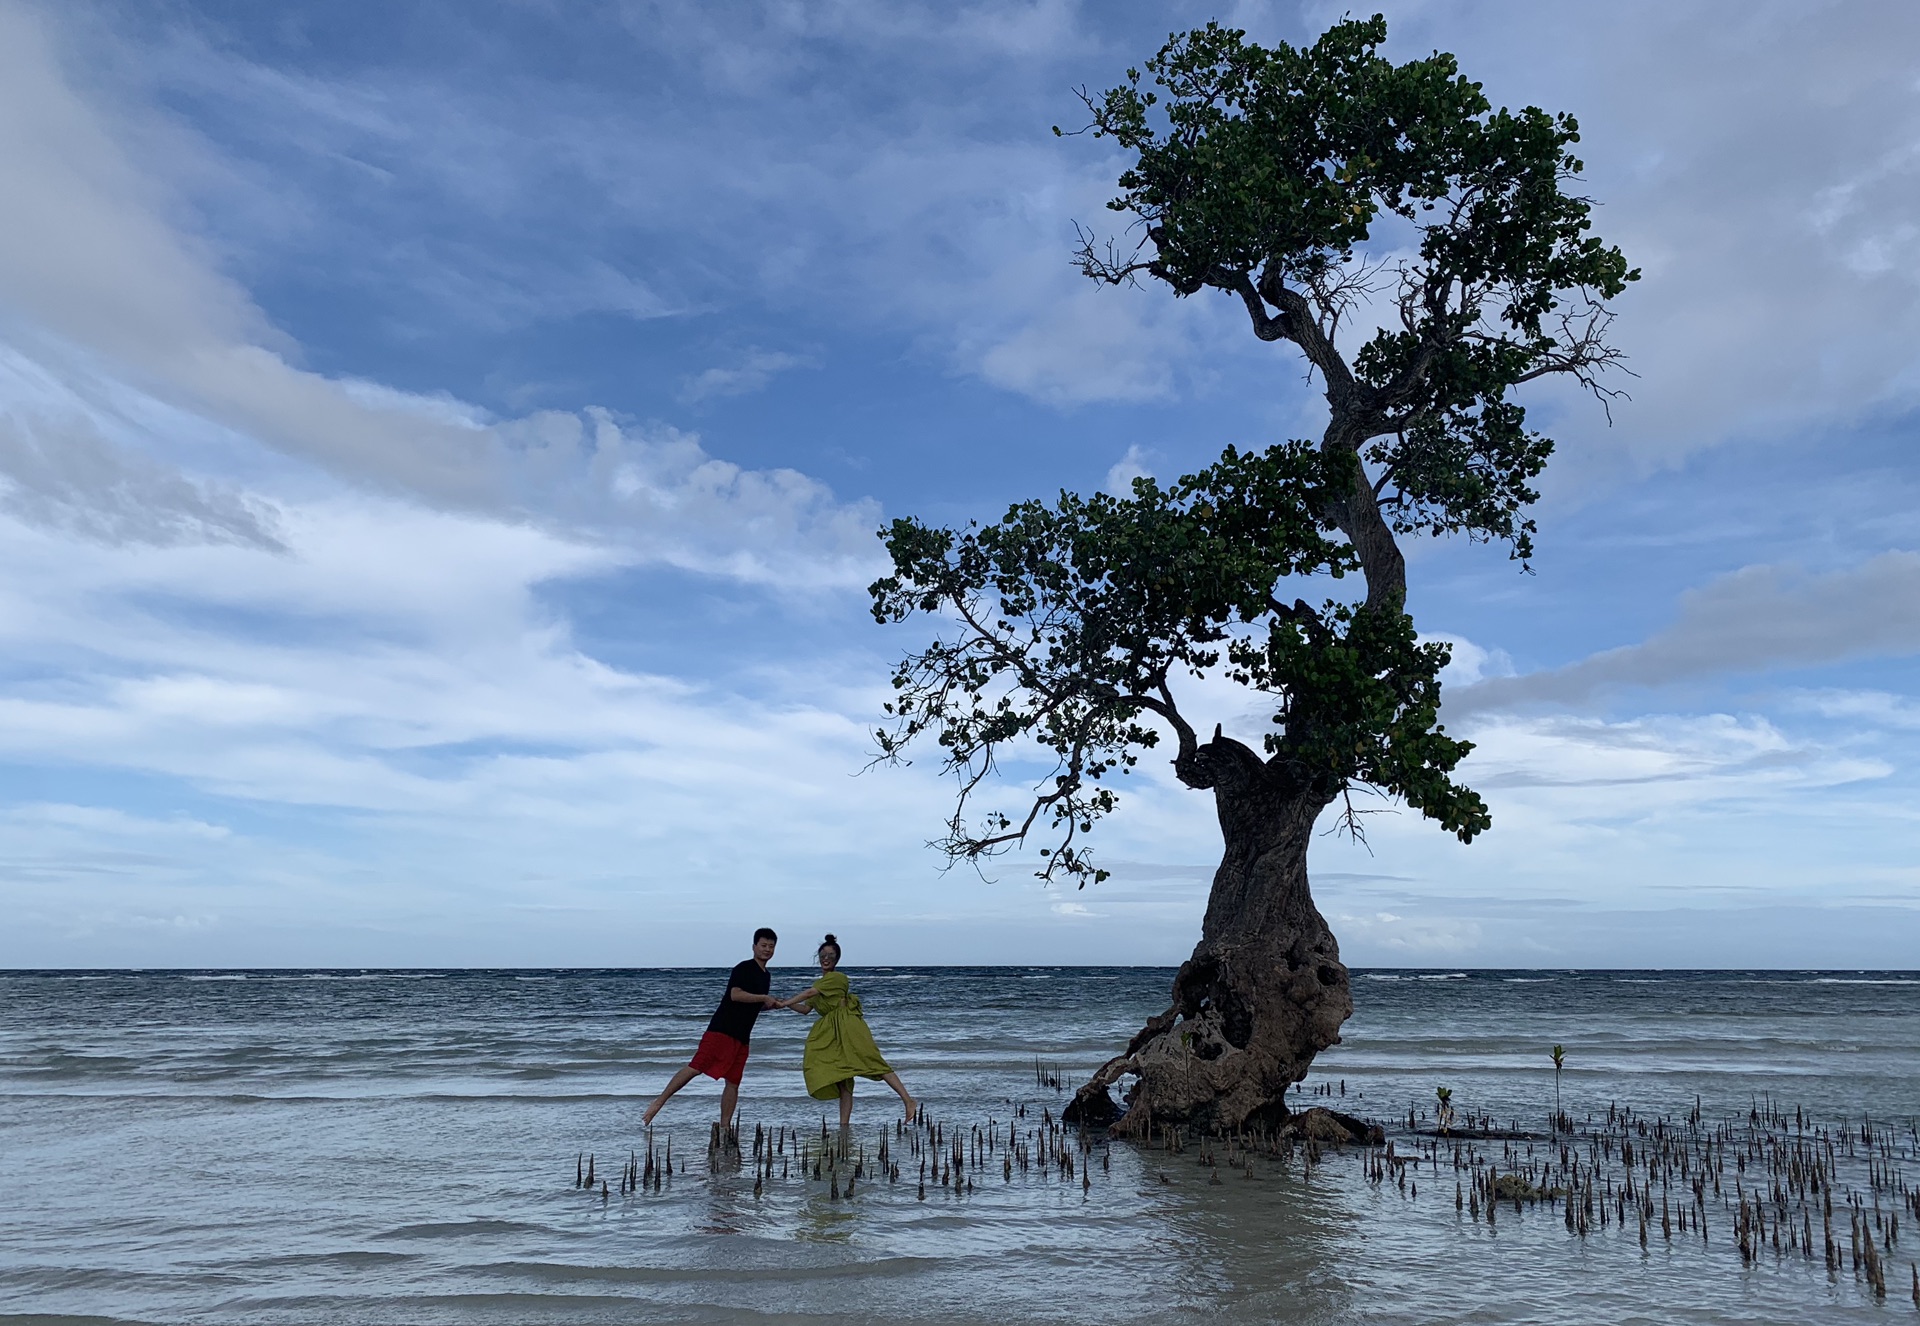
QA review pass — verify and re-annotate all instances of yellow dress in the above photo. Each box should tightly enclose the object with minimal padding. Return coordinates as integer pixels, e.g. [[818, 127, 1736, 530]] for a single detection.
[[803, 971, 894, 1099]]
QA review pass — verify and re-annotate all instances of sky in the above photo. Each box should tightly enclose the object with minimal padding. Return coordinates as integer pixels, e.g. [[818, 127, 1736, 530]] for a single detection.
[[3, 0, 1919, 970]]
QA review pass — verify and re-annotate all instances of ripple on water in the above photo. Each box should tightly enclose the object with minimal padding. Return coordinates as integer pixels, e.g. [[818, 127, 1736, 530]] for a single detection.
[[372, 1219, 555, 1241], [1, 967, 1914, 1325]]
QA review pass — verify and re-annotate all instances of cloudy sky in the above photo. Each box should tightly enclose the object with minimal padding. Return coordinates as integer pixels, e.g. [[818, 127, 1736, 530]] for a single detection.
[[3, 0, 1918, 970]]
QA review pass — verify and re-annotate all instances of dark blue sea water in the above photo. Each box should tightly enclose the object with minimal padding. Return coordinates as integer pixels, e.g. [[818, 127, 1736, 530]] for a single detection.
[[2, 968, 1916, 1324]]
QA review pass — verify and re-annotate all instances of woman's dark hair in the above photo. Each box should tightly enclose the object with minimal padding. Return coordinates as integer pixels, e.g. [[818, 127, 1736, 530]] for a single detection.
[[817, 933, 841, 961], [753, 926, 778, 944]]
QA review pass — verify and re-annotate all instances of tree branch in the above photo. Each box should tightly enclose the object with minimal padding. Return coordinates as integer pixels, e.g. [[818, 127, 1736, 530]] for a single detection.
[[1250, 269, 1362, 406]]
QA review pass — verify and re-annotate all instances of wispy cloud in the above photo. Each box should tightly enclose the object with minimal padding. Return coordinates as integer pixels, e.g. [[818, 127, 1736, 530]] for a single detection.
[[679, 349, 812, 403], [0, 6, 882, 584], [1452, 553, 1920, 713]]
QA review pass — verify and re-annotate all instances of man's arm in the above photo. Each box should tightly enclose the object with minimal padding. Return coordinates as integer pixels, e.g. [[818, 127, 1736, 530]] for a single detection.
[[729, 987, 782, 1007]]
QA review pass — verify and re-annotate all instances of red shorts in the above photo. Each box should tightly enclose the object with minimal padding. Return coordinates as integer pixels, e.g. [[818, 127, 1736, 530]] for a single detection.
[[688, 1030, 750, 1084]]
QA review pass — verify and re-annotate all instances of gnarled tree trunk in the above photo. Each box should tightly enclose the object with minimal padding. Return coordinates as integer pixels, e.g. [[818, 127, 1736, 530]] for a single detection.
[[1064, 425, 1395, 1136], [1065, 730, 1351, 1134]]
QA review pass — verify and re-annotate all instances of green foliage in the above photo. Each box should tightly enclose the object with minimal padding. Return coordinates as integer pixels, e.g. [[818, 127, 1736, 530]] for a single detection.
[[1244, 594, 1487, 837], [1072, 15, 1636, 563], [871, 443, 1487, 884], [874, 16, 1629, 887]]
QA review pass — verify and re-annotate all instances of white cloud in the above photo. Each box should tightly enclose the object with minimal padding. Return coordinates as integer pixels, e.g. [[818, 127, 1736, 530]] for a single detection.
[[9, 803, 232, 842], [1329, 908, 1483, 956], [1433, 634, 1514, 690], [60, 0, 1235, 413], [1102, 444, 1151, 496], [0, 394, 282, 550], [4, 1, 1919, 969], [0, 499, 885, 818], [1265, 2, 1920, 479], [1301, 697, 1920, 967], [0, 5, 880, 586], [1453, 553, 1920, 713], [41, 0, 1920, 448], [1794, 689, 1920, 731], [977, 284, 1188, 406], [679, 349, 812, 403], [1456, 711, 1887, 799], [0, 489, 978, 963]]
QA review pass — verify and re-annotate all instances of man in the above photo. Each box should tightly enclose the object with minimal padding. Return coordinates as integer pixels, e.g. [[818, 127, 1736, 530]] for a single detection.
[[642, 927, 784, 1129]]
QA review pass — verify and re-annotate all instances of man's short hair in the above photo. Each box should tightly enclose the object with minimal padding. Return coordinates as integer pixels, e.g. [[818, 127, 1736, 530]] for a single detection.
[[753, 927, 778, 945]]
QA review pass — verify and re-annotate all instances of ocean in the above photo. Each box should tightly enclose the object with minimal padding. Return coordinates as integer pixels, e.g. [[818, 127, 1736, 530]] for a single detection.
[[3, 967, 1916, 1324]]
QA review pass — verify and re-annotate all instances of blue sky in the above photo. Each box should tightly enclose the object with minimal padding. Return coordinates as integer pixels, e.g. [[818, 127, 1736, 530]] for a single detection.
[[3, 0, 1919, 969]]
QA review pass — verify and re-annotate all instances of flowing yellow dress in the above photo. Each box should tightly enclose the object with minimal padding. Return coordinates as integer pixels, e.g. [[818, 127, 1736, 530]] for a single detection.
[[802, 971, 894, 1100]]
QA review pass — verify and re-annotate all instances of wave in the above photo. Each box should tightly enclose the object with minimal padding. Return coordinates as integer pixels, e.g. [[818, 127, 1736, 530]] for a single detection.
[[373, 1219, 552, 1241], [221, 1250, 416, 1270], [469, 1255, 945, 1285], [0, 1309, 164, 1325], [269, 973, 439, 981]]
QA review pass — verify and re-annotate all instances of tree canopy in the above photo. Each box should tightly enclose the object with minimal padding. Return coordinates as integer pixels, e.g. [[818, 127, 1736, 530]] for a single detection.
[[872, 16, 1634, 887], [1072, 16, 1635, 565]]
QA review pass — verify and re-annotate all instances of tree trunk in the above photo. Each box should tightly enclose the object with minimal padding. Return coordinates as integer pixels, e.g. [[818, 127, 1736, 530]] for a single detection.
[[1065, 733, 1353, 1134], [1062, 417, 1394, 1136]]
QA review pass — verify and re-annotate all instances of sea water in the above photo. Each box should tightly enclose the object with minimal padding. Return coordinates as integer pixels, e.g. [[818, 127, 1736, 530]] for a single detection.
[[2, 968, 1916, 1324]]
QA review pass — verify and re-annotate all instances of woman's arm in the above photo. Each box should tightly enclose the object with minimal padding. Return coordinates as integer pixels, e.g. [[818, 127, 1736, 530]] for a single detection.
[[785, 985, 820, 1012]]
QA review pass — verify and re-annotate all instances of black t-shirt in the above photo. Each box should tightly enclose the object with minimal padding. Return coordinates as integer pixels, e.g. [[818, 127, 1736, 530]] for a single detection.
[[705, 959, 771, 1043]]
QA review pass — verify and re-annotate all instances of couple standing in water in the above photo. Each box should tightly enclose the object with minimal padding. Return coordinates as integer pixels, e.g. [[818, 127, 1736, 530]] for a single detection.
[[641, 928, 917, 1131]]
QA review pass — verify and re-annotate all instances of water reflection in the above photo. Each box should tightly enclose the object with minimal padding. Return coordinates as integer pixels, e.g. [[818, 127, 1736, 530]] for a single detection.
[[792, 1199, 858, 1244]]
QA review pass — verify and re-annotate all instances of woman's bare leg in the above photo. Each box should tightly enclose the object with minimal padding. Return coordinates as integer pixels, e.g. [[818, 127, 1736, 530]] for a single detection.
[[881, 1071, 917, 1123], [837, 1080, 854, 1132]]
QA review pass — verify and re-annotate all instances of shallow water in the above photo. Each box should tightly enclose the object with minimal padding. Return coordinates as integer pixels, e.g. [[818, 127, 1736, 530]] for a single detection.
[[2, 968, 1915, 1324]]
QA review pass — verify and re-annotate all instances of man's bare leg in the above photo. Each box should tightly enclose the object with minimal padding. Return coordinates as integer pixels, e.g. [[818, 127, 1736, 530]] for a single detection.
[[880, 1071, 917, 1123], [719, 1077, 741, 1133], [837, 1080, 854, 1132], [642, 1065, 699, 1127]]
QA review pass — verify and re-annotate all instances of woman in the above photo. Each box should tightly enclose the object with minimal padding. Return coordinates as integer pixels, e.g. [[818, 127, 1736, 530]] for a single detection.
[[785, 934, 917, 1128]]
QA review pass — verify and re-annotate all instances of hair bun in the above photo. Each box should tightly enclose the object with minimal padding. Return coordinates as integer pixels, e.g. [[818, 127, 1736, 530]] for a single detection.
[[823, 933, 838, 945]]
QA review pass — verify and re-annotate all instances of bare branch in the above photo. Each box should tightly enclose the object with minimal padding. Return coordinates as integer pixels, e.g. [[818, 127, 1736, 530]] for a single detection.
[[1506, 299, 1637, 422], [1072, 221, 1155, 287], [1320, 783, 1393, 850], [1302, 253, 1389, 344]]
